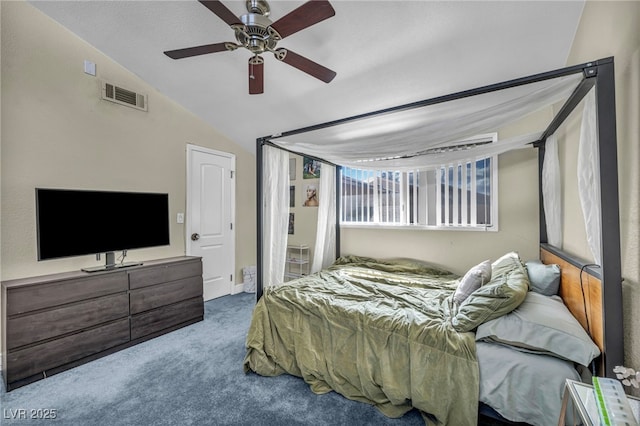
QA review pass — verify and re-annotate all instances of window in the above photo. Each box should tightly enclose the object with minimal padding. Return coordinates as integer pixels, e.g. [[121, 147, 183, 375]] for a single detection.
[[340, 157, 497, 230]]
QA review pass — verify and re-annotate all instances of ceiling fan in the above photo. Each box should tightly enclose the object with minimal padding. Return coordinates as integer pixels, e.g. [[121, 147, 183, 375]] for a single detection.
[[164, 0, 337, 95]]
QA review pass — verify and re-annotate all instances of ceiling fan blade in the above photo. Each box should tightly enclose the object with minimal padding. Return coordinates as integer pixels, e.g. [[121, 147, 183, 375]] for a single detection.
[[275, 49, 336, 83], [198, 0, 243, 27], [248, 56, 264, 95], [270, 0, 335, 39], [164, 43, 231, 59]]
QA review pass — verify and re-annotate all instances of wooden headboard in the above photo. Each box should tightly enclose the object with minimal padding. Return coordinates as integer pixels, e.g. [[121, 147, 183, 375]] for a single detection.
[[540, 246, 604, 374]]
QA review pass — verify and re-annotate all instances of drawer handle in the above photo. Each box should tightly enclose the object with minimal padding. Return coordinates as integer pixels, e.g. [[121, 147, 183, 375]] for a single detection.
[[191, 233, 200, 241]]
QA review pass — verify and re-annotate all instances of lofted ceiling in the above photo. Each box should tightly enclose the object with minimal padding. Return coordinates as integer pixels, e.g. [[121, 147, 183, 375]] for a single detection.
[[29, 0, 585, 154]]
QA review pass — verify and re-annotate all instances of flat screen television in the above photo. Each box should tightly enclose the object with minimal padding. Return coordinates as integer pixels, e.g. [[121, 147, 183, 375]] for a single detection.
[[36, 188, 170, 270]]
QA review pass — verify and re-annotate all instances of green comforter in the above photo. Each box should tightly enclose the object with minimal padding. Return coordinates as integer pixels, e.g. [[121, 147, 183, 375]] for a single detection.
[[243, 256, 479, 426]]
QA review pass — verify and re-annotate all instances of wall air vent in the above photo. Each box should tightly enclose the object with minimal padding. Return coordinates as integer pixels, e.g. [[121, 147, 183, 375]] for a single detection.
[[101, 81, 148, 111]]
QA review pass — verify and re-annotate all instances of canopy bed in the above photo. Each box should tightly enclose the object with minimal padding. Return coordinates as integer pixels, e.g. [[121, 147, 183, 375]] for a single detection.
[[247, 57, 623, 425]]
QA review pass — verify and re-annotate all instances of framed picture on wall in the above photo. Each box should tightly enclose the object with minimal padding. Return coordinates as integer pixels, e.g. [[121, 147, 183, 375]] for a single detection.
[[303, 157, 320, 179], [303, 184, 319, 207], [290, 185, 295, 207], [288, 213, 295, 235], [289, 158, 296, 180]]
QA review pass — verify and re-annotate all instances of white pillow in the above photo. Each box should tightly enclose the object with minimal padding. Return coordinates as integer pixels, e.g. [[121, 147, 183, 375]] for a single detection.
[[453, 260, 491, 304], [476, 291, 600, 367]]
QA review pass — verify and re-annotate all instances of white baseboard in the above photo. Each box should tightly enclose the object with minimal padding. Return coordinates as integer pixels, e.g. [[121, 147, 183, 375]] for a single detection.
[[232, 282, 245, 295], [232, 282, 257, 295]]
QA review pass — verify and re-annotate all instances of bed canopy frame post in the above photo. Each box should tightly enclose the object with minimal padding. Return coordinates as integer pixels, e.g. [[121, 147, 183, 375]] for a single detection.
[[256, 137, 265, 300], [335, 165, 342, 259], [594, 59, 623, 377]]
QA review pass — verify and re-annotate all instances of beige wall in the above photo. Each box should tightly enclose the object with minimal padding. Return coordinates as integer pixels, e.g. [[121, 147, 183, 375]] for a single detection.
[[562, 1, 640, 378], [0, 2, 256, 282]]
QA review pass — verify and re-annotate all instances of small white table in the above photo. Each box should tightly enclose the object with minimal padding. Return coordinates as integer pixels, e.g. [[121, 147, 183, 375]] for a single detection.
[[558, 379, 640, 425], [284, 244, 310, 281]]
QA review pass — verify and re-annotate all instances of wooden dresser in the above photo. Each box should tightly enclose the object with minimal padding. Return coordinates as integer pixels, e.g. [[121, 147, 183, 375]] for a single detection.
[[1, 256, 203, 391]]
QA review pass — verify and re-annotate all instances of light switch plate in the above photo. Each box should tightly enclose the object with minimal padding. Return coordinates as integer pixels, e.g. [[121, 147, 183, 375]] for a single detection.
[[84, 60, 96, 76], [177, 213, 184, 224]]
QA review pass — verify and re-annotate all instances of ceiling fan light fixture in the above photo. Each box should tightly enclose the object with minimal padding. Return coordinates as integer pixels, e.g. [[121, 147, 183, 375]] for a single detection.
[[236, 13, 278, 54]]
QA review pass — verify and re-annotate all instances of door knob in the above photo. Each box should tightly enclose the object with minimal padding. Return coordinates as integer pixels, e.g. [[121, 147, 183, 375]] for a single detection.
[[191, 233, 200, 241]]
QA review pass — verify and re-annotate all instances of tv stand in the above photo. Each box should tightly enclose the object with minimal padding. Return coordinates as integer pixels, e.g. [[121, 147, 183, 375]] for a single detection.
[[1, 256, 204, 391], [81, 261, 143, 273], [81, 251, 142, 273]]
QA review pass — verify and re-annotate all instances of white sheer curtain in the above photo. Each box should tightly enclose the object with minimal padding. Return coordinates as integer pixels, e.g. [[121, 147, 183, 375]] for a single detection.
[[542, 133, 562, 247], [262, 146, 290, 288], [272, 74, 582, 170], [311, 165, 336, 273], [577, 89, 602, 265]]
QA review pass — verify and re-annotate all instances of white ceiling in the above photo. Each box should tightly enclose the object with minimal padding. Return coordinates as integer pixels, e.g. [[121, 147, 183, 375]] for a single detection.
[[29, 0, 585, 154]]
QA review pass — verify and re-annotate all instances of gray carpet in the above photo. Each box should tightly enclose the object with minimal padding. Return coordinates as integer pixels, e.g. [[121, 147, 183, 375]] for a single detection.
[[1, 293, 430, 425]]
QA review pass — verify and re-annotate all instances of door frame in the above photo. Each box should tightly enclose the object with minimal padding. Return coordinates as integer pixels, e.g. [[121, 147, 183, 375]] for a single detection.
[[185, 143, 236, 296]]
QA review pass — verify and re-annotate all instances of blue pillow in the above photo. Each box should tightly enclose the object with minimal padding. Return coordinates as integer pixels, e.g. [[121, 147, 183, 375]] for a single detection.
[[526, 260, 561, 296]]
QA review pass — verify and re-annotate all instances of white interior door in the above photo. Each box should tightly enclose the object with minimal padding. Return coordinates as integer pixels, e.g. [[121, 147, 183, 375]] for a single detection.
[[187, 145, 235, 301]]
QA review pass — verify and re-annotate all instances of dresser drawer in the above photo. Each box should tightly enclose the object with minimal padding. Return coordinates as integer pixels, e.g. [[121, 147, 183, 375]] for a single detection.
[[130, 276, 202, 314], [6, 273, 128, 315], [128, 259, 202, 290], [7, 293, 129, 350], [6, 318, 130, 383], [131, 297, 204, 340]]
